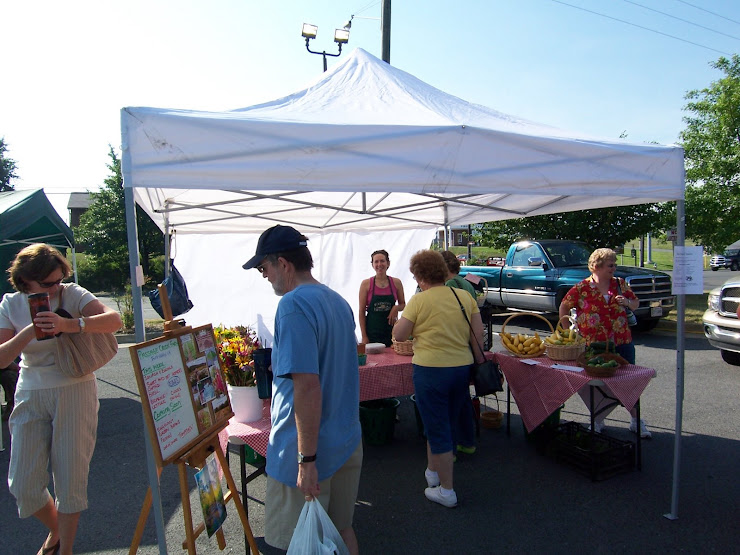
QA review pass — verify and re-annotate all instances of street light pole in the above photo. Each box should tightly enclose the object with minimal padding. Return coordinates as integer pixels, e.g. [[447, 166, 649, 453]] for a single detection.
[[302, 23, 350, 72]]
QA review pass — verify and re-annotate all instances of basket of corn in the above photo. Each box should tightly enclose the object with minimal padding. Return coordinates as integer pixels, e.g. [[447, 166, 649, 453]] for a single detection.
[[544, 317, 587, 361], [499, 313, 551, 357]]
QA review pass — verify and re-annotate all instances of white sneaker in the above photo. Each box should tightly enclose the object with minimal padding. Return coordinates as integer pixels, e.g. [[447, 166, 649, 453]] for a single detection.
[[424, 469, 440, 488], [588, 420, 604, 434], [424, 486, 458, 508], [630, 418, 652, 439]]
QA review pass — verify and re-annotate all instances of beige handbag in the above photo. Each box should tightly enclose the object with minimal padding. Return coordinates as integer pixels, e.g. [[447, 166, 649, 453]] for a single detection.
[[55, 286, 118, 378]]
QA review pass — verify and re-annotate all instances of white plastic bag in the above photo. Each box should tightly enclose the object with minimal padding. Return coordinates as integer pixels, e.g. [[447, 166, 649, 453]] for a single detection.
[[286, 499, 350, 555]]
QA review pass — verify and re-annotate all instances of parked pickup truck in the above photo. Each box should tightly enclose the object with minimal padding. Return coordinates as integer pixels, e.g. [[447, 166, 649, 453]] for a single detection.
[[459, 240, 675, 331], [703, 275, 740, 366]]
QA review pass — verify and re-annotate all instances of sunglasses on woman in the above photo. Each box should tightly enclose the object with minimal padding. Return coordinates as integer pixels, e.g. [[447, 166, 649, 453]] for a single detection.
[[38, 278, 63, 288]]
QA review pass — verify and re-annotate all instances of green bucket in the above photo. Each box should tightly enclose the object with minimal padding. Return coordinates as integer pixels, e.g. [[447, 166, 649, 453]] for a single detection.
[[523, 406, 562, 443], [522, 405, 563, 454], [359, 398, 401, 445], [243, 444, 266, 466]]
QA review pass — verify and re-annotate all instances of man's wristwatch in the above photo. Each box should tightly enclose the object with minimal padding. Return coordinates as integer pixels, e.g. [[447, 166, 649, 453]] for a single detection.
[[297, 452, 317, 464], [78, 317, 86, 333]]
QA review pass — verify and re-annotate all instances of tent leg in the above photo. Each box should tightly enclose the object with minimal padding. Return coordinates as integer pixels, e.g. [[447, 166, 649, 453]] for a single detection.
[[665, 198, 686, 521]]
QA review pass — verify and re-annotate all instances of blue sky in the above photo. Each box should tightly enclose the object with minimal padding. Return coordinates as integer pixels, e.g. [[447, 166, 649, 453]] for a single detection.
[[4, 0, 739, 221]]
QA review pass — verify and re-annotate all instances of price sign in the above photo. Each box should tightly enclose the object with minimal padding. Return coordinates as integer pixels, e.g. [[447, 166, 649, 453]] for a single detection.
[[672, 246, 703, 295]]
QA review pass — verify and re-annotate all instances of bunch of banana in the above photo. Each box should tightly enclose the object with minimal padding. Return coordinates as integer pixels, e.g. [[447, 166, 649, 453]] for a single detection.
[[544, 327, 586, 346], [501, 331, 547, 356]]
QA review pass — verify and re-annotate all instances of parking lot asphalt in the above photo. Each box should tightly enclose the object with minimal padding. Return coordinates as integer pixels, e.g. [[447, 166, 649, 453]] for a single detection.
[[1, 322, 738, 554]]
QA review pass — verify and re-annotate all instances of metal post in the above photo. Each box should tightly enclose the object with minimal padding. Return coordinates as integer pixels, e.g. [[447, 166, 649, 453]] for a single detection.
[[665, 198, 686, 521], [122, 153, 167, 552], [467, 224, 473, 261], [381, 0, 391, 63]]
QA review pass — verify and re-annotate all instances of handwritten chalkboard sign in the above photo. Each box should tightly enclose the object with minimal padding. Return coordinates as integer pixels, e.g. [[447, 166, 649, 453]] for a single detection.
[[130, 324, 233, 467]]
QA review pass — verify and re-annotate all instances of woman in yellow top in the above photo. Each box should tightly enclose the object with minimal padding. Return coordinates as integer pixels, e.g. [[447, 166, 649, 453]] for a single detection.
[[393, 250, 483, 508]]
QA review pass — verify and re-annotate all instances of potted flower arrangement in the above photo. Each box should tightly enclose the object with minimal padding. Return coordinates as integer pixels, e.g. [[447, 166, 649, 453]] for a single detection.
[[214, 325, 263, 423], [214, 325, 260, 386]]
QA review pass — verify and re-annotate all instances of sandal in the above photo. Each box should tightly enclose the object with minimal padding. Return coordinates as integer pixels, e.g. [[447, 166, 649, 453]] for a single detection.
[[37, 539, 60, 555]]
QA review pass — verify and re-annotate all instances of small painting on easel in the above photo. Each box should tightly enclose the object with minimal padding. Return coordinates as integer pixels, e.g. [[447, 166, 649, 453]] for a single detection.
[[195, 453, 227, 538]]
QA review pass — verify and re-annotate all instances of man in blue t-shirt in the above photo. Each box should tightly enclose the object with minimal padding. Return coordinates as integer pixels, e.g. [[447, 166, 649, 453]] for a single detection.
[[243, 225, 362, 554]]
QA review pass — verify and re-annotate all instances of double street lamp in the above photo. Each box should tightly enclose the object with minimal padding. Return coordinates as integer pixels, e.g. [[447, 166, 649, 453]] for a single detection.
[[301, 22, 350, 72]]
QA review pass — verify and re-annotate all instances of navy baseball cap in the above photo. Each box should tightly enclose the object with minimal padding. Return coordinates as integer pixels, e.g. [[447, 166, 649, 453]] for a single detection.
[[242, 225, 308, 269]]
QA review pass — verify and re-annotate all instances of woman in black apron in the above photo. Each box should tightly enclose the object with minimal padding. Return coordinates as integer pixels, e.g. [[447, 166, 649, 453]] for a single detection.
[[359, 250, 406, 346]]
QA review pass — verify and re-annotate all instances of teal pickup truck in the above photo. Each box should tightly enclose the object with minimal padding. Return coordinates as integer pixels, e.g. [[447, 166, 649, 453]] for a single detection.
[[459, 240, 674, 331]]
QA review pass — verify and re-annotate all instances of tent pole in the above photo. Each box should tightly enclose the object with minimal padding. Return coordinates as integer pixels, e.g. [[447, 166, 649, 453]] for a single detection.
[[665, 198, 686, 521], [442, 204, 449, 249], [164, 212, 170, 279], [71, 247, 79, 284], [123, 186, 168, 554]]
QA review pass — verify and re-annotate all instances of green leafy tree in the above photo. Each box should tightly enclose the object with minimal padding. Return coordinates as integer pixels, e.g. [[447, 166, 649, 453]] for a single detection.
[[679, 54, 740, 253], [474, 204, 665, 252], [0, 137, 19, 191], [74, 146, 164, 288]]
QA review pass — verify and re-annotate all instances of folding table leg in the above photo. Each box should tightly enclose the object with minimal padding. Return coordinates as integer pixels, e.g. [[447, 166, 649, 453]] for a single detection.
[[506, 385, 511, 437], [635, 399, 642, 471]]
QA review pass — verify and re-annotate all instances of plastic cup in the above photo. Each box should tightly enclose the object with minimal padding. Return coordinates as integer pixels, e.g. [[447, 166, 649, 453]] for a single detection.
[[28, 292, 54, 341]]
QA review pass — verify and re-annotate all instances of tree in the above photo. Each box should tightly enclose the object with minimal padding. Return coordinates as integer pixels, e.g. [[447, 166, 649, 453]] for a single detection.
[[0, 137, 19, 191], [679, 54, 740, 253], [474, 204, 666, 252], [74, 146, 164, 288]]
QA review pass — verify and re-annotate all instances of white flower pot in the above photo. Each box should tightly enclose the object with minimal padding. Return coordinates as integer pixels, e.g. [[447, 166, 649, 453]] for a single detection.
[[227, 384, 263, 423]]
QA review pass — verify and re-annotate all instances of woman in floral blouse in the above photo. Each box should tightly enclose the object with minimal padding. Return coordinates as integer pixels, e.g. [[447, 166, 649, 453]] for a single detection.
[[558, 248, 651, 438]]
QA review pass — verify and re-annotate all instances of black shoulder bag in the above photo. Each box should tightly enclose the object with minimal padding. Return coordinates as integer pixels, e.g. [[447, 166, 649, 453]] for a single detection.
[[450, 288, 504, 396]]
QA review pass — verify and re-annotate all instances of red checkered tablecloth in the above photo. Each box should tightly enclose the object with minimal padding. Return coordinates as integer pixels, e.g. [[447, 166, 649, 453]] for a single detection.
[[359, 348, 415, 401], [494, 352, 656, 433], [225, 348, 415, 455], [223, 399, 271, 457]]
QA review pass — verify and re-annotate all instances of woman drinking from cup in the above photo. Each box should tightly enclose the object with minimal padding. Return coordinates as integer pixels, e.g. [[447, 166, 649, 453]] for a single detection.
[[0, 244, 122, 555]]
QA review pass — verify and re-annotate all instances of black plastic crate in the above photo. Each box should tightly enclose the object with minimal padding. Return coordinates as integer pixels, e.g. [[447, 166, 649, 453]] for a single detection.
[[549, 422, 635, 481]]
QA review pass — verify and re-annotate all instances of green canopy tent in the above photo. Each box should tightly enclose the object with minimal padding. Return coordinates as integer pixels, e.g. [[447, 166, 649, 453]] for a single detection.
[[0, 189, 74, 295]]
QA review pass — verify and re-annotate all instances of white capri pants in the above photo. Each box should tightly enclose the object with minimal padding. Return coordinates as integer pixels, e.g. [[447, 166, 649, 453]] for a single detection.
[[8, 379, 98, 517]]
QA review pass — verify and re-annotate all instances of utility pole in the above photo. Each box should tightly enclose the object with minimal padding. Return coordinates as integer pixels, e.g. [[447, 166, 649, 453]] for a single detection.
[[381, 0, 391, 63]]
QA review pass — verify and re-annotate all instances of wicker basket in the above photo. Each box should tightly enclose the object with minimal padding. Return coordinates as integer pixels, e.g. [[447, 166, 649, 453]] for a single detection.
[[546, 342, 586, 361], [392, 339, 414, 356], [480, 410, 503, 429], [576, 352, 629, 377], [500, 313, 553, 357]]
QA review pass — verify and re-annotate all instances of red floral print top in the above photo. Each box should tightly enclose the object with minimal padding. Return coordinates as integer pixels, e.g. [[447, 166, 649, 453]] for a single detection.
[[560, 276, 637, 345]]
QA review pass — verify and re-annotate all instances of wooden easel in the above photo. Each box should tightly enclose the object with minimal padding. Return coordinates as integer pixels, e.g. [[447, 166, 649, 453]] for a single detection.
[[129, 284, 259, 554], [158, 282, 190, 336], [129, 426, 259, 554]]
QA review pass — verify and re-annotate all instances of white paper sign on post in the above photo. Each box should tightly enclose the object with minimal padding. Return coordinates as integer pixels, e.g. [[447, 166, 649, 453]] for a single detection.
[[672, 246, 704, 295]]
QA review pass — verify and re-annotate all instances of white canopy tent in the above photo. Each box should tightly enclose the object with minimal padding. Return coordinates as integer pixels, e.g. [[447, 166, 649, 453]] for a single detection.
[[121, 48, 684, 336], [121, 48, 688, 545]]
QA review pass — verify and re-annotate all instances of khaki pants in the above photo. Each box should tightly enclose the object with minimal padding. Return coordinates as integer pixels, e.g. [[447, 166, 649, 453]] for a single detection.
[[265, 442, 363, 549]]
